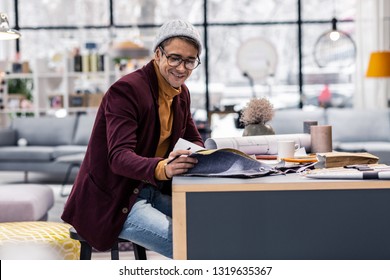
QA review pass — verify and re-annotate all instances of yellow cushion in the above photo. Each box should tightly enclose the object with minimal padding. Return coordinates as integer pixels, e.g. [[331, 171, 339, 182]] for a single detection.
[[0, 221, 80, 260]]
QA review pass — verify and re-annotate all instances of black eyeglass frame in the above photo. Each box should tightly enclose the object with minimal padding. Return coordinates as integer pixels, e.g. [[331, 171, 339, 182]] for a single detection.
[[158, 46, 201, 70]]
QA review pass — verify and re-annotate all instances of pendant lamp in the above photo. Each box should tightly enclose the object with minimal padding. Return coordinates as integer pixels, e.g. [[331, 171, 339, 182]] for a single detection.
[[0, 12, 21, 40], [313, 17, 356, 68]]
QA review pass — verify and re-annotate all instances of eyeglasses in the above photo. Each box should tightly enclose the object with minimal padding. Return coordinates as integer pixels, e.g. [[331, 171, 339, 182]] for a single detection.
[[159, 46, 201, 70]]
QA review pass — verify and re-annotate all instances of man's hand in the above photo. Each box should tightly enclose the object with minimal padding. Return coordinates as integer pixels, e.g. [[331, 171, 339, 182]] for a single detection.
[[164, 149, 198, 178]]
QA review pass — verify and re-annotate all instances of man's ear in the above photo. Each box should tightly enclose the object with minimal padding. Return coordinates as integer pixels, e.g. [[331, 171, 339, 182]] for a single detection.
[[154, 49, 161, 62]]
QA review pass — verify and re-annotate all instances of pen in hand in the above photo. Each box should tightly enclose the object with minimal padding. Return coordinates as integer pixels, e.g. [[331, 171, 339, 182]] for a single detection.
[[166, 147, 191, 165]]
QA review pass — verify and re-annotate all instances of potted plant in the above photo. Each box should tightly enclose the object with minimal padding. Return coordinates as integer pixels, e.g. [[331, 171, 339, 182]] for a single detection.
[[240, 97, 275, 136], [7, 78, 34, 115]]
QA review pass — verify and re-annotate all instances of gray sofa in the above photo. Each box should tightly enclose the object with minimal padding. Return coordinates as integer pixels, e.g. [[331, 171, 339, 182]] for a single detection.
[[0, 114, 95, 179], [269, 108, 390, 164]]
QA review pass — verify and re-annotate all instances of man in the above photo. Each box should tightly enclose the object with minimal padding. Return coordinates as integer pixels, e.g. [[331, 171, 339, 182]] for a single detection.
[[61, 19, 204, 259]]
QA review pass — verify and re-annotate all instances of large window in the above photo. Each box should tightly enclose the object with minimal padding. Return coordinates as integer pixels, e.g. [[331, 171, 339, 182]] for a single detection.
[[1, 0, 357, 114]]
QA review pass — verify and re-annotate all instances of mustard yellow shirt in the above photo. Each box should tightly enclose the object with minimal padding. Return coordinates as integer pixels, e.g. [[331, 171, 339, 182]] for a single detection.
[[153, 61, 181, 180]]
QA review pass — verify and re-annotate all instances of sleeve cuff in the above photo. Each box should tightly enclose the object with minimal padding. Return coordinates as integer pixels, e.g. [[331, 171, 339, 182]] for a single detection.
[[155, 159, 170, 181]]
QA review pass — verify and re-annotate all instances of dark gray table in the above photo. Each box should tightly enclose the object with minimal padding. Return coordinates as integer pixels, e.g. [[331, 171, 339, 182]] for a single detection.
[[172, 174, 390, 260]]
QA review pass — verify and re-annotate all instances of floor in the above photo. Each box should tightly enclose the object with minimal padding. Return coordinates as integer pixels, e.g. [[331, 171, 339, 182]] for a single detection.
[[0, 170, 169, 260]]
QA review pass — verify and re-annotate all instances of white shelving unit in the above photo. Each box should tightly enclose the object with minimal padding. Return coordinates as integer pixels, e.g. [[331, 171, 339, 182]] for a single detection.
[[2, 55, 118, 117]]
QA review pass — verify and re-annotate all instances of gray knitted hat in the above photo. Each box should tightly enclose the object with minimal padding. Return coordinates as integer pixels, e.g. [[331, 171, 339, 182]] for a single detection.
[[153, 19, 202, 55]]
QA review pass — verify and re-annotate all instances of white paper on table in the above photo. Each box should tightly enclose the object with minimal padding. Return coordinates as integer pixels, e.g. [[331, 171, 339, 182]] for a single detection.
[[205, 133, 311, 155], [173, 138, 204, 152], [294, 147, 308, 157], [305, 171, 390, 180]]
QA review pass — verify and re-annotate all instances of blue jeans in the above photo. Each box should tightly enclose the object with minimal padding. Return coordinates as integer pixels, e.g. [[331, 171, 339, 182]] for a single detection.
[[118, 185, 173, 258]]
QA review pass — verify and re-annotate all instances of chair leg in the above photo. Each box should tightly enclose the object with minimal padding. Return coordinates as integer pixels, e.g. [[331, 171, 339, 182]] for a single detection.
[[111, 242, 120, 260], [24, 171, 28, 183], [71, 227, 146, 260], [60, 163, 78, 197], [133, 243, 147, 260], [79, 241, 92, 260]]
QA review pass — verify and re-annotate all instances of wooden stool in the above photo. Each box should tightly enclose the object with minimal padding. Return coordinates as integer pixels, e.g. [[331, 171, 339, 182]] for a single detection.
[[69, 227, 147, 260]]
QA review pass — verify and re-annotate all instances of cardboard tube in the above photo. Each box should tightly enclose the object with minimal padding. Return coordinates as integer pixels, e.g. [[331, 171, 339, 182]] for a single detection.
[[310, 125, 332, 153]]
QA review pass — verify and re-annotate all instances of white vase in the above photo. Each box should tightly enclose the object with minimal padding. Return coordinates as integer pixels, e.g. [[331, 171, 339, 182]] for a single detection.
[[243, 123, 275, 136]]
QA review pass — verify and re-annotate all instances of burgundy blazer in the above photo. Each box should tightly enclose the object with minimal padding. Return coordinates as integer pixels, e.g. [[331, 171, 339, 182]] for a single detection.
[[61, 60, 204, 251]]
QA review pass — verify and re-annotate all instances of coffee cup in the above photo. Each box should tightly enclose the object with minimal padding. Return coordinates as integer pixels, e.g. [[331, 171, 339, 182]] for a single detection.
[[277, 140, 300, 161]]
